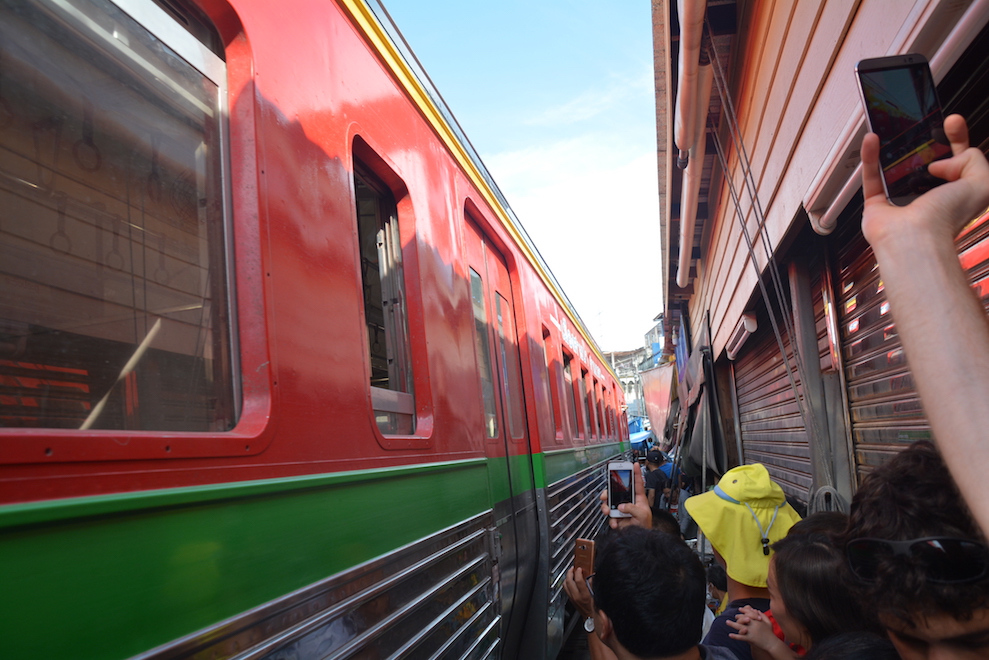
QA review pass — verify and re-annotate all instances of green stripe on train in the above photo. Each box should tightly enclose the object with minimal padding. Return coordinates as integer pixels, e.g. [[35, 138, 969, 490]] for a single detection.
[[491, 441, 624, 499], [0, 445, 625, 658], [0, 460, 490, 659], [540, 441, 627, 485]]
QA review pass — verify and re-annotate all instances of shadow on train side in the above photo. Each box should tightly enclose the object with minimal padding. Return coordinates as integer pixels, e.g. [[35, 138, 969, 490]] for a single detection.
[[0, 2, 626, 658]]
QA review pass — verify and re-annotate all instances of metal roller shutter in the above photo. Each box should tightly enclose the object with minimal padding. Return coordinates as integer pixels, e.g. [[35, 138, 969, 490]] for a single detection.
[[834, 218, 929, 479], [733, 318, 813, 505], [836, 207, 989, 481], [833, 16, 989, 481]]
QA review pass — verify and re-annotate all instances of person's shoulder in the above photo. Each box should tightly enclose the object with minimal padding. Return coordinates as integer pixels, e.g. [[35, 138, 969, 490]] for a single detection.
[[645, 469, 666, 484], [700, 643, 741, 660], [725, 597, 770, 613]]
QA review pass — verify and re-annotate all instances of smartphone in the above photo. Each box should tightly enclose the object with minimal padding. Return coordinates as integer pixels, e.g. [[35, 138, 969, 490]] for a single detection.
[[574, 538, 595, 576], [856, 54, 951, 206], [607, 461, 635, 518]]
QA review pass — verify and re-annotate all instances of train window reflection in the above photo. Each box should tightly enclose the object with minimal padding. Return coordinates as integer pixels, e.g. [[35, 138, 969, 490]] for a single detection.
[[470, 269, 498, 438], [495, 293, 524, 439], [0, 0, 235, 431], [354, 166, 414, 435], [590, 379, 600, 438], [562, 351, 579, 438], [579, 369, 590, 439], [542, 327, 562, 438]]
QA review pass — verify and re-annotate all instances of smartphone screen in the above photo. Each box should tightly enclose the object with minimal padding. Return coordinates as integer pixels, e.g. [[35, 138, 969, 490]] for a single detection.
[[857, 55, 951, 206], [608, 466, 633, 508]]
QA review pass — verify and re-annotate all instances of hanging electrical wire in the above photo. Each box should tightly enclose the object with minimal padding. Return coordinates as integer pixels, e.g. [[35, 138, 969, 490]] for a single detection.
[[701, 23, 840, 510]]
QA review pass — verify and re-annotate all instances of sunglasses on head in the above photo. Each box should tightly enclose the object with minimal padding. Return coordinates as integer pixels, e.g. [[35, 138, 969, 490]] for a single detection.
[[846, 536, 989, 584]]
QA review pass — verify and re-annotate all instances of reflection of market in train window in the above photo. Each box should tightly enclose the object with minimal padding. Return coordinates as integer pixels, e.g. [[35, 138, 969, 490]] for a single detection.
[[0, 0, 234, 430]]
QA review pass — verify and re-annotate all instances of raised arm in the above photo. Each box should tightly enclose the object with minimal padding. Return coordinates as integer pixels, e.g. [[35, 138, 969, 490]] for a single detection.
[[860, 114, 989, 533]]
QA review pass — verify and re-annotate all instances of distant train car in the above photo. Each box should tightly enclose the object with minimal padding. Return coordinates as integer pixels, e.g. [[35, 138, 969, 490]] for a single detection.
[[0, 0, 627, 657]]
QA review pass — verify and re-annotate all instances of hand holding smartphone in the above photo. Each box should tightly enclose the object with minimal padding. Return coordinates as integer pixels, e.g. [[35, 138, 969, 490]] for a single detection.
[[856, 54, 951, 206], [574, 538, 595, 577], [607, 461, 635, 518]]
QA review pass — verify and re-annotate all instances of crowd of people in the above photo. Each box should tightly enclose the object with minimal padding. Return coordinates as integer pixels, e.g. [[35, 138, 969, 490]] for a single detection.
[[563, 115, 989, 660]]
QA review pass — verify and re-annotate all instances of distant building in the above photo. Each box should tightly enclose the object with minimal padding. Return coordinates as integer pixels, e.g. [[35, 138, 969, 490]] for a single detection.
[[642, 318, 665, 369], [604, 347, 649, 425]]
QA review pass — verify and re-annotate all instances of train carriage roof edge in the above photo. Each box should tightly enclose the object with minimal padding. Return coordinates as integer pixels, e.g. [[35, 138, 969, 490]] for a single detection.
[[341, 0, 619, 378]]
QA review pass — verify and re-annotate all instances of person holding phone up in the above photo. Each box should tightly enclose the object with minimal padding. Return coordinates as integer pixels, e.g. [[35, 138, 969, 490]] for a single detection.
[[858, 113, 989, 537]]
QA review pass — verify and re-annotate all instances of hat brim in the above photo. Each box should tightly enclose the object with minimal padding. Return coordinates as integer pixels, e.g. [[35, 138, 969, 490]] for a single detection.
[[685, 489, 802, 587]]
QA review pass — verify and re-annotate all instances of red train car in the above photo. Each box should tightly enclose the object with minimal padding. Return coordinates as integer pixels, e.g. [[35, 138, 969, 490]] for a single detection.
[[0, 0, 627, 657]]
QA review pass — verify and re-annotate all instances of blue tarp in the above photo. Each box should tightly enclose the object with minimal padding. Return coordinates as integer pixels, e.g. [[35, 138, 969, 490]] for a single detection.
[[630, 430, 655, 452]]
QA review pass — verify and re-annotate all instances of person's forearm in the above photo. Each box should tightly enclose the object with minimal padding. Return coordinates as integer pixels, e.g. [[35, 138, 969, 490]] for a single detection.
[[871, 227, 989, 531], [588, 632, 619, 660], [763, 639, 798, 660], [750, 646, 775, 660]]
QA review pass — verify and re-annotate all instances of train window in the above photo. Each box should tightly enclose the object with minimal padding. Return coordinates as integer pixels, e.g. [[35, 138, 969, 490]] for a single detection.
[[541, 327, 562, 439], [608, 391, 618, 438], [0, 0, 235, 431], [608, 386, 618, 438], [578, 368, 590, 439], [495, 293, 525, 439], [588, 378, 598, 439], [562, 351, 580, 438], [354, 165, 414, 435], [470, 269, 498, 438]]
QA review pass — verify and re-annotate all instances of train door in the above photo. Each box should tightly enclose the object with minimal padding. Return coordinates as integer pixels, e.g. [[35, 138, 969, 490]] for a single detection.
[[465, 219, 538, 657]]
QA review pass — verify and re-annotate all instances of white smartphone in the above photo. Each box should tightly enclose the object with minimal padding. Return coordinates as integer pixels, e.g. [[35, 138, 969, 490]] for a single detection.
[[607, 461, 635, 518]]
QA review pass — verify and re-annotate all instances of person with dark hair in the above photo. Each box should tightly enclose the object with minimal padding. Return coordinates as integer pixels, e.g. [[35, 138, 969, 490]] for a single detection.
[[653, 508, 681, 537], [784, 511, 848, 538], [566, 526, 739, 660], [727, 532, 882, 659], [645, 449, 672, 517], [837, 440, 989, 659], [802, 632, 899, 660], [707, 564, 729, 615]]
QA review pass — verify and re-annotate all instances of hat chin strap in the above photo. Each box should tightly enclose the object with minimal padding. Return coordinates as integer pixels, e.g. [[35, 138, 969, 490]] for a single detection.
[[745, 503, 780, 556], [714, 485, 780, 556]]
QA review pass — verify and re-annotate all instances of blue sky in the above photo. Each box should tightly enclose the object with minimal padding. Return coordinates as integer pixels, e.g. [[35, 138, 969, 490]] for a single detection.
[[382, 0, 662, 351]]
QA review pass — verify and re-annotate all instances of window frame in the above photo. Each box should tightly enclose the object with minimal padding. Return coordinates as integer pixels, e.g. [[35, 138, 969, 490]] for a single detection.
[[578, 366, 590, 440], [542, 327, 564, 441], [562, 350, 581, 440], [0, 0, 272, 465], [351, 137, 432, 449]]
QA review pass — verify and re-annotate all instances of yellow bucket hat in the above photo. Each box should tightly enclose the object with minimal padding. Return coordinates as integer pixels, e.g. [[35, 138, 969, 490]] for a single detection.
[[684, 463, 802, 587]]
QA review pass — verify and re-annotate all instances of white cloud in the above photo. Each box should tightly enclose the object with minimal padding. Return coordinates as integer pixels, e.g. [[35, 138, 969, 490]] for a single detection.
[[488, 132, 663, 350], [525, 89, 623, 126], [524, 69, 655, 127]]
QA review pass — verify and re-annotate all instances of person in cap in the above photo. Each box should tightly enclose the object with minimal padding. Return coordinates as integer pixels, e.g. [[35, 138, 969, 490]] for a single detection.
[[684, 463, 801, 660], [837, 441, 989, 660], [645, 449, 671, 517]]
